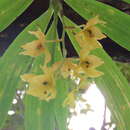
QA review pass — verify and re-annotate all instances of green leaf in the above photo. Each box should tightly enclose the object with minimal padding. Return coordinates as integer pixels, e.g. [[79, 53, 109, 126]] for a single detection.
[[0, 0, 33, 31], [64, 16, 130, 130], [65, 0, 130, 51], [24, 20, 69, 130], [25, 80, 69, 130], [123, 0, 130, 4], [0, 9, 53, 129]]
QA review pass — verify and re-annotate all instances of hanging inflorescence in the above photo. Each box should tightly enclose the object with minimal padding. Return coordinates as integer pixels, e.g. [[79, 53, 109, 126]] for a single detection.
[[20, 16, 106, 110]]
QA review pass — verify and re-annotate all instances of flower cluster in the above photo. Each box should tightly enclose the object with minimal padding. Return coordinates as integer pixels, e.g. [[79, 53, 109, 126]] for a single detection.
[[20, 28, 60, 101], [62, 16, 106, 109], [21, 67, 57, 101], [75, 16, 106, 78], [20, 16, 106, 111]]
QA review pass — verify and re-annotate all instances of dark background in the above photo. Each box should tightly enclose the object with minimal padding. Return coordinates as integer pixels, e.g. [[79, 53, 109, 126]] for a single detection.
[[0, 0, 130, 62]]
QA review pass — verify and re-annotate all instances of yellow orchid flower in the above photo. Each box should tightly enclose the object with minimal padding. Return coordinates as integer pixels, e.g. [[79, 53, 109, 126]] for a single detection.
[[20, 28, 62, 58], [20, 29, 46, 57], [78, 77, 90, 90], [79, 49, 104, 78], [75, 30, 102, 49], [83, 16, 106, 40], [21, 73, 56, 101], [75, 16, 106, 49], [60, 58, 78, 78], [63, 90, 76, 108], [83, 25, 106, 41]]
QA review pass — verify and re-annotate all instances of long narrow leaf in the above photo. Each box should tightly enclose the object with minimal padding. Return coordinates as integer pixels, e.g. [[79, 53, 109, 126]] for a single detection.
[[64, 16, 130, 130], [0, 0, 33, 31], [65, 0, 130, 51], [24, 20, 69, 130], [123, 0, 130, 4], [0, 9, 53, 129]]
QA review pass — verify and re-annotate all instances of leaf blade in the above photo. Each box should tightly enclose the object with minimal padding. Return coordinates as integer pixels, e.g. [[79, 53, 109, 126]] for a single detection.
[[0, 9, 53, 129], [0, 0, 33, 31], [65, 0, 130, 51], [64, 16, 130, 130], [24, 17, 69, 130]]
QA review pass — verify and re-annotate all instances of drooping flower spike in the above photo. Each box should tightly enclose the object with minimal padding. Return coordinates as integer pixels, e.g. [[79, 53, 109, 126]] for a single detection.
[[20, 16, 105, 108]]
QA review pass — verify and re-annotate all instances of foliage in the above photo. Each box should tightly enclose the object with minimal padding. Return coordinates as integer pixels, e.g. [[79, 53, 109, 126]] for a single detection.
[[0, 0, 130, 130]]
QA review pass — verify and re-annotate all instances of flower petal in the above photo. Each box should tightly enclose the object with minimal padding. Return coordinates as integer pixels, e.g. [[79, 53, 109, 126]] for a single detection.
[[20, 48, 44, 57], [20, 74, 36, 82], [28, 28, 45, 41], [63, 90, 76, 108], [20, 40, 45, 57], [87, 26, 106, 40], [75, 31, 102, 49], [60, 59, 77, 78], [27, 86, 56, 101], [82, 55, 104, 68], [44, 49, 51, 66], [21, 40, 39, 49], [85, 68, 104, 78], [86, 16, 106, 28]]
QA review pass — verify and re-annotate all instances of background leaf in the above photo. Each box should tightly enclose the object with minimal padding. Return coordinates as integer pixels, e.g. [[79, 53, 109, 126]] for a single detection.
[[0, 0, 33, 31], [123, 0, 130, 4], [64, 16, 130, 130], [65, 0, 130, 51], [0, 9, 53, 129]]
